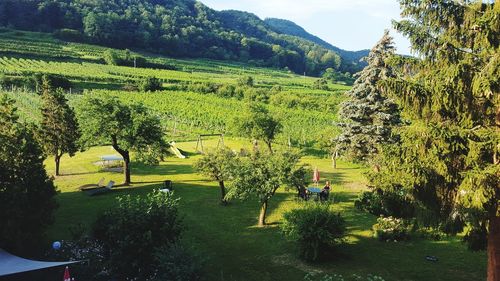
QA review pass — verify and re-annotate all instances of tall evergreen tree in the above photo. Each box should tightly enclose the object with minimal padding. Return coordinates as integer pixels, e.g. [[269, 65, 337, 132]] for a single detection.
[[0, 94, 58, 255], [337, 30, 401, 164], [378, 1, 499, 280], [39, 78, 80, 176]]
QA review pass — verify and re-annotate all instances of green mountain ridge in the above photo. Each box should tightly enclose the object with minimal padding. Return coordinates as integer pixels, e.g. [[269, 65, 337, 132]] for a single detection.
[[0, 0, 367, 76], [265, 18, 369, 72]]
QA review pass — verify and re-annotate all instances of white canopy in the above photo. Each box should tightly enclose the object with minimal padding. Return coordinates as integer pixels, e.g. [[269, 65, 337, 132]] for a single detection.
[[100, 155, 124, 161], [0, 249, 79, 276]]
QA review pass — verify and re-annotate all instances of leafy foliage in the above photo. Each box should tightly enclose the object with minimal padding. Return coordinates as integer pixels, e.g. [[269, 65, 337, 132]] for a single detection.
[[39, 78, 80, 175], [150, 244, 205, 281], [372, 216, 410, 242], [92, 191, 183, 280], [195, 147, 239, 205], [77, 94, 167, 184], [138, 76, 162, 92], [227, 150, 306, 226], [376, 1, 499, 256], [232, 103, 282, 153], [0, 0, 352, 76], [0, 94, 58, 255], [281, 203, 346, 261]]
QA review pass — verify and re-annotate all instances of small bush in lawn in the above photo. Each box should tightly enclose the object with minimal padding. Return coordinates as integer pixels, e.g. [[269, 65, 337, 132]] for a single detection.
[[92, 190, 183, 280], [281, 203, 346, 261], [138, 76, 162, 92], [372, 216, 410, 242], [354, 189, 414, 219]]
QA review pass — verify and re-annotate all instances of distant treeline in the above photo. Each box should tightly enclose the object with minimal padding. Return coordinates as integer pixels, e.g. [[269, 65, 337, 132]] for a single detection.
[[0, 0, 362, 76]]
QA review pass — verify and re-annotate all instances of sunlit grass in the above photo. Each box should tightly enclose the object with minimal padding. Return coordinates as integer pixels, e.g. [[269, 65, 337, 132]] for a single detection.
[[44, 140, 486, 281]]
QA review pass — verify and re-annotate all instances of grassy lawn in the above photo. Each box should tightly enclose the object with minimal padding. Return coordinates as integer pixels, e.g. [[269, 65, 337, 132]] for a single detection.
[[45, 140, 486, 281]]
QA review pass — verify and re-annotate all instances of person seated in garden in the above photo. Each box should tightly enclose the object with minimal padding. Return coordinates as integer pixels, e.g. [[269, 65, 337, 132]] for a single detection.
[[320, 181, 331, 201]]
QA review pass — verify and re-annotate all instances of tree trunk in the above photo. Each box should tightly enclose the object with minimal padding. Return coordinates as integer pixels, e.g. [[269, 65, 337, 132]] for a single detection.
[[488, 216, 500, 281], [123, 153, 131, 185], [332, 151, 337, 169], [258, 200, 268, 227], [218, 181, 228, 205], [111, 136, 131, 185], [252, 139, 259, 153], [265, 141, 273, 154], [54, 154, 61, 176]]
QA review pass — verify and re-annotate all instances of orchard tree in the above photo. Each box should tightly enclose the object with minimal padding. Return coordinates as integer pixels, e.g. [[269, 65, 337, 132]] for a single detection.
[[39, 79, 80, 176], [195, 147, 238, 205], [379, 1, 499, 280], [337, 30, 401, 164], [77, 94, 167, 185], [232, 103, 282, 153], [227, 150, 306, 226], [0, 95, 58, 255]]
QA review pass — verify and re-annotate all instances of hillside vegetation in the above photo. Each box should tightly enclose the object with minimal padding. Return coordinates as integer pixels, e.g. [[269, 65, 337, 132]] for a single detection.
[[0, 0, 366, 76], [0, 29, 348, 146]]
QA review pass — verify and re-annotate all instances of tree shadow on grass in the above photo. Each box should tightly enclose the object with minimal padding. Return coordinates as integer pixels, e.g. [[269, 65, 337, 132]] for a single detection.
[[131, 163, 195, 176]]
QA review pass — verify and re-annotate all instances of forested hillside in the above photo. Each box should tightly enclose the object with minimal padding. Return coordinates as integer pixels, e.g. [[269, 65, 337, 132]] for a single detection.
[[0, 0, 365, 76], [265, 18, 369, 73]]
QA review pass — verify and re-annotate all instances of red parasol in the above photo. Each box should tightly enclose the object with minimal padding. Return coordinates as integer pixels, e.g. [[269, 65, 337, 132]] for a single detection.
[[313, 168, 320, 186], [63, 266, 71, 281]]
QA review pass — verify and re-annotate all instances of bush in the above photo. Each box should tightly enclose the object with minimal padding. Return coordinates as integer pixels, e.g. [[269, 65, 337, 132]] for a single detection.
[[281, 203, 346, 261], [150, 244, 205, 281], [46, 236, 107, 281], [237, 75, 254, 87], [138, 76, 162, 91], [92, 191, 183, 280], [32, 73, 72, 92], [53, 29, 85, 42], [354, 189, 414, 219], [372, 216, 410, 242], [103, 49, 120, 65]]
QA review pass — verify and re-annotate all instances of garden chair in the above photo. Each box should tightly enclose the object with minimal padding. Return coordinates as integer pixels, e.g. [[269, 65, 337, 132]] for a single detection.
[[85, 181, 115, 196], [79, 178, 105, 191]]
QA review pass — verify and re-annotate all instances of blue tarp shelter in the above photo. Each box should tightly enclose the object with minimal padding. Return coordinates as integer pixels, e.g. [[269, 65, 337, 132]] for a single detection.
[[0, 249, 79, 277]]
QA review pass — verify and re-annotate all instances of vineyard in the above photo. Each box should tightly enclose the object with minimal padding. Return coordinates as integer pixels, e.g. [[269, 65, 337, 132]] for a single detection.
[[0, 29, 348, 147]]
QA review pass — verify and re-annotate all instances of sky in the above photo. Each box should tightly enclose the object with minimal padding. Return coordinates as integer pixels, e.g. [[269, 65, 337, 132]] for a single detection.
[[201, 0, 412, 55]]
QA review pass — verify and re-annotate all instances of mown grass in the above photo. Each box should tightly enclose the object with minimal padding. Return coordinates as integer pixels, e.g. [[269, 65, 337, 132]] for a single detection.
[[45, 140, 486, 281]]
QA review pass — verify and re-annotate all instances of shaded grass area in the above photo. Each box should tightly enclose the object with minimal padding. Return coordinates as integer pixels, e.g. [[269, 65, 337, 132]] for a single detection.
[[45, 142, 486, 281]]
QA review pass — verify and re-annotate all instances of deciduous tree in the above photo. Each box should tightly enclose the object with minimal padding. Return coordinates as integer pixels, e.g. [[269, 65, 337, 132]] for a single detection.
[[227, 150, 306, 226], [232, 103, 281, 153], [77, 94, 167, 185], [195, 147, 238, 205]]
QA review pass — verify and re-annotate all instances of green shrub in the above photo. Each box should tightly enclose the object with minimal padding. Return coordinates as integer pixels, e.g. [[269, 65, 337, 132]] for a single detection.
[[53, 29, 85, 42], [237, 75, 254, 87], [150, 244, 205, 281], [281, 203, 346, 261], [138, 76, 162, 92], [354, 189, 414, 219], [92, 191, 183, 280], [372, 216, 410, 242], [32, 73, 72, 92], [103, 50, 120, 65]]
